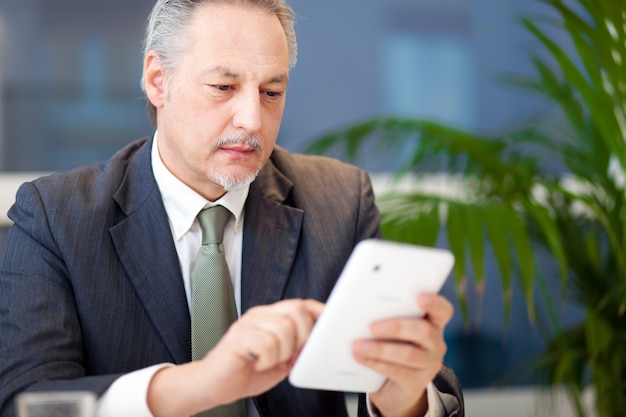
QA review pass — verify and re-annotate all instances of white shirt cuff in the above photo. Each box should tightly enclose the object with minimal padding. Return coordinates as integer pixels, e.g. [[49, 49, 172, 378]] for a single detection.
[[97, 363, 173, 417], [365, 382, 444, 417]]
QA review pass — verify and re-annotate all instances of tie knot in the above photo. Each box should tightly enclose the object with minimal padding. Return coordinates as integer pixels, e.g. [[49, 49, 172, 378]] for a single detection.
[[197, 205, 231, 245]]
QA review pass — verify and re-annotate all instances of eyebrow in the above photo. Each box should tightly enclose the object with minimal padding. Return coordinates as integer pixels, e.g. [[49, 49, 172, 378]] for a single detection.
[[205, 66, 289, 84], [207, 66, 240, 79]]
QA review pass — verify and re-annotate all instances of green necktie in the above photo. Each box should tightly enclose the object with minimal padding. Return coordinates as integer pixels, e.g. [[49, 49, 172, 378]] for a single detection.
[[191, 205, 246, 417]]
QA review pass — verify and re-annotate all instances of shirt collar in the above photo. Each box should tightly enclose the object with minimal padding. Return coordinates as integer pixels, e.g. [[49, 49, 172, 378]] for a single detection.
[[151, 131, 249, 240]]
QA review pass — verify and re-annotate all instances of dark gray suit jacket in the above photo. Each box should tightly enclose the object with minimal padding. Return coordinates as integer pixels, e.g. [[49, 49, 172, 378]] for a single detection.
[[0, 138, 463, 416]]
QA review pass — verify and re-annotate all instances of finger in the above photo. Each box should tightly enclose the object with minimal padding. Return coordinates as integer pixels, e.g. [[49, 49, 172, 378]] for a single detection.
[[227, 329, 291, 375], [283, 299, 323, 349], [369, 318, 441, 351], [353, 320, 448, 364], [218, 315, 276, 366], [302, 299, 325, 320], [237, 306, 296, 369], [352, 340, 444, 386], [257, 299, 322, 350], [237, 299, 323, 369], [249, 314, 297, 367], [417, 293, 453, 330]]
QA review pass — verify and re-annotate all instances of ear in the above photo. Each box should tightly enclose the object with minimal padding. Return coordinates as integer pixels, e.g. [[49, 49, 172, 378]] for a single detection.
[[143, 51, 167, 109]]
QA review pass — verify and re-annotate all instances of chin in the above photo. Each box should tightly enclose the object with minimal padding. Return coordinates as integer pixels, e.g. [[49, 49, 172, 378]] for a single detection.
[[210, 168, 261, 192]]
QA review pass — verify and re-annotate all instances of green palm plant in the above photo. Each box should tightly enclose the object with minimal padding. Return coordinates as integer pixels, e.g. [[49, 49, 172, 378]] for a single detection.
[[306, 1, 626, 416]]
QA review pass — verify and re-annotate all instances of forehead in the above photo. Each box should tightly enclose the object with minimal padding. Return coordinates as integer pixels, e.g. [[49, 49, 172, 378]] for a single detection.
[[180, 3, 290, 73]]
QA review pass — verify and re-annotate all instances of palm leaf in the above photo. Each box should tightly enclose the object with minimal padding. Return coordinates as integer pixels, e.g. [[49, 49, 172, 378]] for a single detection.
[[306, 0, 626, 413]]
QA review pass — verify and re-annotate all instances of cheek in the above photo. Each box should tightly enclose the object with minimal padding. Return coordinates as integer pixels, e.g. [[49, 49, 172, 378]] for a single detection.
[[261, 107, 284, 138], [166, 79, 208, 115]]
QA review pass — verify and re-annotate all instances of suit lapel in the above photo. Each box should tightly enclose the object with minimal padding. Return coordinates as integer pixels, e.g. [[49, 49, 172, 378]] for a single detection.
[[110, 139, 191, 364], [241, 155, 304, 313]]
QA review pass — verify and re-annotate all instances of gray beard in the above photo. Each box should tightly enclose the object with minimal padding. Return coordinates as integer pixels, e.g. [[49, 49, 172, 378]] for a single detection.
[[209, 133, 263, 191], [211, 165, 261, 191]]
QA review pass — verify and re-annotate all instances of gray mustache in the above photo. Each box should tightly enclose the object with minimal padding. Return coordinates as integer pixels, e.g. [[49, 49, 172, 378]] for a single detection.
[[214, 134, 262, 152]]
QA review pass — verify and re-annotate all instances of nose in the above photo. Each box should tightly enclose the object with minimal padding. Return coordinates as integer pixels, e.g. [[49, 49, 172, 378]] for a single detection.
[[232, 90, 262, 133]]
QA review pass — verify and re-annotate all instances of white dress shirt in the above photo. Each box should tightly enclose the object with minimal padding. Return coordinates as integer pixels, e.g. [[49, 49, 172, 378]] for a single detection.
[[97, 133, 444, 417]]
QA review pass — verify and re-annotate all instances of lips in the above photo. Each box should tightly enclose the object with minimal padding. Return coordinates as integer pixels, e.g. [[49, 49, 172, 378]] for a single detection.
[[221, 145, 255, 152], [218, 145, 258, 157], [220, 146, 254, 153]]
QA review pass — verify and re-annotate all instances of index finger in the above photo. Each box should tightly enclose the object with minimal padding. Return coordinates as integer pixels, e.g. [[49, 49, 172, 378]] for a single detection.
[[302, 298, 325, 319], [295, 299, 324, 343], [266, 299, 324, 348], [418, 293, 453, 330]]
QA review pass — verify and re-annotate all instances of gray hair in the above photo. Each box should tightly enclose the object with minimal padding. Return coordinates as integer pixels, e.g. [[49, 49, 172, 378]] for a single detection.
[[141, 0, 298, 126]]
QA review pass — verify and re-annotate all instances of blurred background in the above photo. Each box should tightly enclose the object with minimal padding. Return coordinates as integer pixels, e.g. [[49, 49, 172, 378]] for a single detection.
[[0, 0, 581, 392]]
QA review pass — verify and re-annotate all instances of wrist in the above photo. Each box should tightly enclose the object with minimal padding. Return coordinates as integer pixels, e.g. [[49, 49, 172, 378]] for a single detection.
[[371, 390, 428, 417], [148, 362, 220, 417]]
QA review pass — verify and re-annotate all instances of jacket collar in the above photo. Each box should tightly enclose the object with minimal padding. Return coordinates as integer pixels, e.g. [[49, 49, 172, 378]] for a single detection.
[[110, 138, 192, 364], [241, 148, 304, 313]]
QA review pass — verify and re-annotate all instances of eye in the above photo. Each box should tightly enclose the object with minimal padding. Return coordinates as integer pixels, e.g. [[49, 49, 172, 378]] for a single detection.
[[210, 84, 232, 92], [264, 90, 283, 99]]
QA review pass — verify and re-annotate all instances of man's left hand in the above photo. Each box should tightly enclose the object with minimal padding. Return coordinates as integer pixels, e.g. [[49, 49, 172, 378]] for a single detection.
[[352, 293, 453, 417]]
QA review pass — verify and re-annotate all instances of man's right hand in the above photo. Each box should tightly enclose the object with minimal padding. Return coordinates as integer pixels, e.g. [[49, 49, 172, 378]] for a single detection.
[[147, 298, 324, 417]]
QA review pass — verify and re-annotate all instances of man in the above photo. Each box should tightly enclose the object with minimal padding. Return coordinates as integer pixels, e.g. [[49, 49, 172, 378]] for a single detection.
[[0, 1, 464, 416]]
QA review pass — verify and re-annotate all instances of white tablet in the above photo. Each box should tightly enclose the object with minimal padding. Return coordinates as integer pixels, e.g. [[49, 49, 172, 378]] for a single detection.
[[289, 239, 454, 393]]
